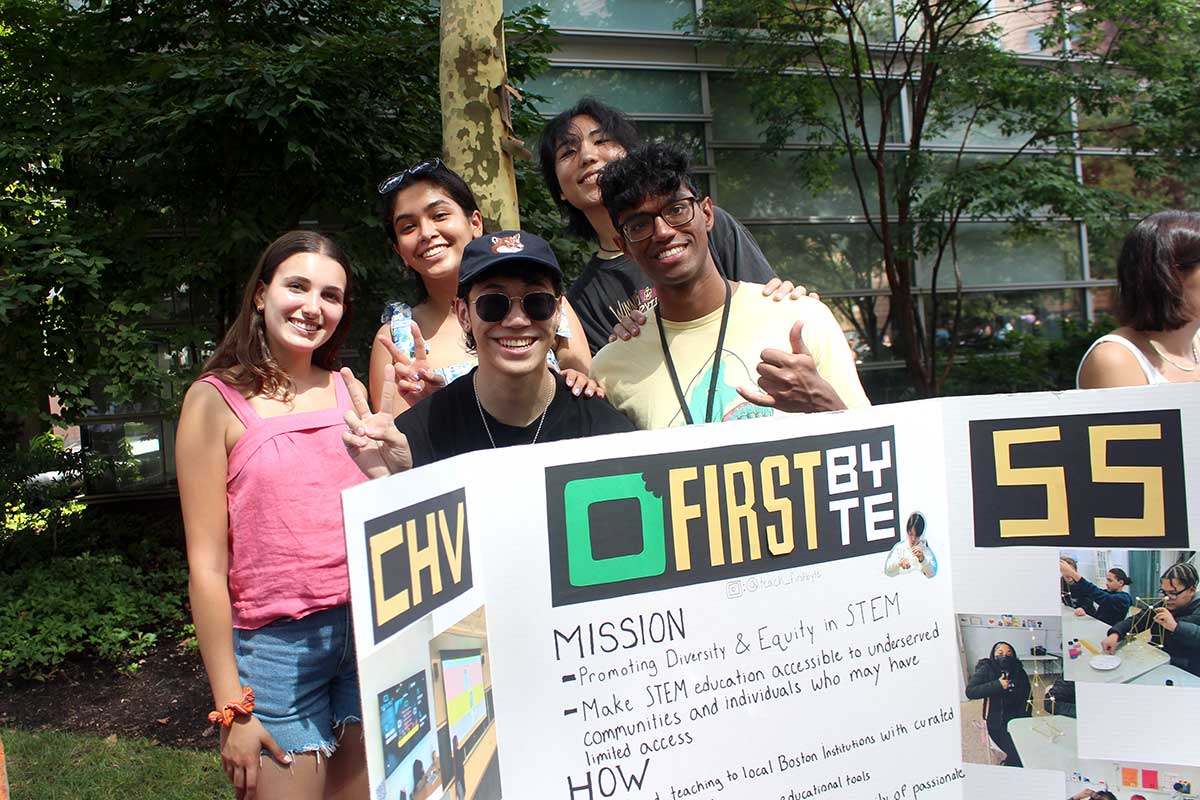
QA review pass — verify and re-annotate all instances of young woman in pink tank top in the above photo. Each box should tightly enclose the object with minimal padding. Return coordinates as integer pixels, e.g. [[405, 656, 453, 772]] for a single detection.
[[176, 231, 368, 800]]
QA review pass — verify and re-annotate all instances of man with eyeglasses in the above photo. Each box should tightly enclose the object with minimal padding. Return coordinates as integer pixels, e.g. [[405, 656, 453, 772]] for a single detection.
[[1101, 561, 1200, 676], [589, 142, 869, 430], [538, 97, 807, 355], [342, 231, 634, 473]]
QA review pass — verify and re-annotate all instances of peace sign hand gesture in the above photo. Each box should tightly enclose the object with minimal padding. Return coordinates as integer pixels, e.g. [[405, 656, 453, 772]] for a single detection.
[[342, 366, 413, 478], [377, 322, 447, 408]]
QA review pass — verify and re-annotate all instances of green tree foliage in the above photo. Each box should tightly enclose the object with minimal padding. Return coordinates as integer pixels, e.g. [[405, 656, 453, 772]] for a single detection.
[[0, 0, 555, 444], [694, 0, 1200, 395], [943, 317, 1116, 396]]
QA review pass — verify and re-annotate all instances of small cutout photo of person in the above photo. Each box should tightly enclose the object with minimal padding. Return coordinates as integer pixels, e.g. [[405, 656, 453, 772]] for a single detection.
[[884, 512, 937, 578]]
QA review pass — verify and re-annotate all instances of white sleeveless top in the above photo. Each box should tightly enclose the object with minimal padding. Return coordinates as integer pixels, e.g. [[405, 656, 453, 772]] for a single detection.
[[1076, 334, 1167, 388]]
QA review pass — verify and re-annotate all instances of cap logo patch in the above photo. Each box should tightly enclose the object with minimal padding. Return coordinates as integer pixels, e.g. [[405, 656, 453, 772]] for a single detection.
[[491, 233, 524, 254]]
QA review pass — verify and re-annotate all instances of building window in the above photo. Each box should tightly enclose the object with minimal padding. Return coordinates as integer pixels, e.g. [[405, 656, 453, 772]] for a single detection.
[[504, 0, 698, 33], [522, 67, 703, 116], [709, 74, 904, 146], [713, 150, 890, 219], [915, 222, 1083, 289]]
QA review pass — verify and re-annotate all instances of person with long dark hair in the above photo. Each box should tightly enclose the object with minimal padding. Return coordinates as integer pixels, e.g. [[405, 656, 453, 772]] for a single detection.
[[371, 159, 594, 415], [177, 231, 368, 799], [1078, 210, 1200, 387], [1059, 560, 1133, 626], [965, 641, 1032, 767], [1103, 561, 1200, 676]]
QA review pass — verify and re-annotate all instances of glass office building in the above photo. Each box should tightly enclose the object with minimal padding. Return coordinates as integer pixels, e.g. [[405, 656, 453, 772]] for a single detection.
[[511, 0, 1125, 401]]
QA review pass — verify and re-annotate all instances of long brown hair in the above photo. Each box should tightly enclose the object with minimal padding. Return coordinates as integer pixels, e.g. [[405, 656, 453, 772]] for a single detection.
[[202, 231, 354, 399]]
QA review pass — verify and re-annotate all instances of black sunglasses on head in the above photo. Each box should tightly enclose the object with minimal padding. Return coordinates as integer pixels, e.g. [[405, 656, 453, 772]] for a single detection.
[[377, 158, 443, 195], [473, 292, 559, 323]]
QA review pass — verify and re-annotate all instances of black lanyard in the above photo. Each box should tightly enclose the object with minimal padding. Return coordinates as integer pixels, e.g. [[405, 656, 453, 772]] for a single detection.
[[656, 280, 732, 425]]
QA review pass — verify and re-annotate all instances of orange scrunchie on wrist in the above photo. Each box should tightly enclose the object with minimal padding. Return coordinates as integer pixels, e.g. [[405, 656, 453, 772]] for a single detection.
[[208, 686, 255, 728]]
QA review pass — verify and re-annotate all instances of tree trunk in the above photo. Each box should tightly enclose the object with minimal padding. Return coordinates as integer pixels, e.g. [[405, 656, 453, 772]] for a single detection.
[[439, 0, 520, 231]]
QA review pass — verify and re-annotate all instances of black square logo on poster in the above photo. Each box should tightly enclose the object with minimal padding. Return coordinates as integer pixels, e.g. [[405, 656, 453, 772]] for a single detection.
[[970, 409, 1188, 548], [545, 426, 901, 607], [363, 487, 472, 643]]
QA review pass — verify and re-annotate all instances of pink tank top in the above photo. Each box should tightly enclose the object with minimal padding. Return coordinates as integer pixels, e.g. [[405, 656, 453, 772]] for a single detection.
[[199, 373, 366, 629]]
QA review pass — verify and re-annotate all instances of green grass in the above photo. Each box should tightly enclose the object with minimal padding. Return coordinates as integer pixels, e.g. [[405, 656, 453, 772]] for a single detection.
[[1, 728, 227, 799]]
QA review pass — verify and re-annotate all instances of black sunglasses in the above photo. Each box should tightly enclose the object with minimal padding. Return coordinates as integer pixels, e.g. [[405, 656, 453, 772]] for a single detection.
[[377, 158, 443, 195], [473, 292, 559, 323]]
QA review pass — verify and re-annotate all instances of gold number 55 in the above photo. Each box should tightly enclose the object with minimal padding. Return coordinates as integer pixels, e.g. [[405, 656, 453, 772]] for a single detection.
[[993, 427, 1069, 537], [992, 423, 1166, 539], [1089, 424, 1164, 538]]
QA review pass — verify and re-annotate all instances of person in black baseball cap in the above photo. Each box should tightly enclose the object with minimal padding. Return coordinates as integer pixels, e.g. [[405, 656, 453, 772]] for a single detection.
[[341, 231, 634, 473]]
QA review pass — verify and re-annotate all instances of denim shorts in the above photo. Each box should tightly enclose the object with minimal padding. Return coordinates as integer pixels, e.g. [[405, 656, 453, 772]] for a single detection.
[[232, 604, 362, 755]]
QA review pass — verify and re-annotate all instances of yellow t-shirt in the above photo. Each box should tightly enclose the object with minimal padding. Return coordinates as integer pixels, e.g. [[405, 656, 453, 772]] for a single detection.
[[591, 284, 869, 430]]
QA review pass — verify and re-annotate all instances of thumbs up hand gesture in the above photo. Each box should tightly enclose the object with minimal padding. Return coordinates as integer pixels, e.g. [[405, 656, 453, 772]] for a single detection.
[[736, 320, 848, 413]]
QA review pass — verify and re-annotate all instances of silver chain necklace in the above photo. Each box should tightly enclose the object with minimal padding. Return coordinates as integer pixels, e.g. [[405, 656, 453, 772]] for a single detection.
[[472, 372, 554, 449]]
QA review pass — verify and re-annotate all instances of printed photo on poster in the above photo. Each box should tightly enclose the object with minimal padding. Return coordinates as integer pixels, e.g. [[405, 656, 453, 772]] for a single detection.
[[884, 511, 938, 579], [1061, 757, 1198, 799], [428, 606, 501, 800], [1060, 550, 1199, 688], [378, 670, 438, 799], [957, 613, 1061, 769]]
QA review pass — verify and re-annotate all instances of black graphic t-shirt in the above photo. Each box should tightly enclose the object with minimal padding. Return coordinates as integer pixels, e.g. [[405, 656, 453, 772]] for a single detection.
[[395, 368, 635, 467], [566, 206, 777, 354]]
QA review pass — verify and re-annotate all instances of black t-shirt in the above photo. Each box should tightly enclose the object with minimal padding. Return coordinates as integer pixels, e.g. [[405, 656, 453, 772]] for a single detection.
[[567, 205, 777, 354], [395, 368, 636, 467]]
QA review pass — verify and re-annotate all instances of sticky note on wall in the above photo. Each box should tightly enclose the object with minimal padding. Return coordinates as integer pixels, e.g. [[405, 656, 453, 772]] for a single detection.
[[1143, 770, 1159, 790], [1123, 768, 1139, 787]]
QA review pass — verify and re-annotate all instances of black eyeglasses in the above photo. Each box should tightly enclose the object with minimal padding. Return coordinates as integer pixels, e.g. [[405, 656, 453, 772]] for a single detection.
[[377, 158, 443, 195], [1163, 586, 1191, 599], [473, 292, 559, 323], [619, 196, 700, 243]]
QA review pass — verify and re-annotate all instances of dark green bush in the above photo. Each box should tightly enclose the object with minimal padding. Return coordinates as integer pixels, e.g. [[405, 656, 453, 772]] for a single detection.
[[942, 318, 1117, 396], [0, 551, 188, 680], [2, 433, 191, 680]]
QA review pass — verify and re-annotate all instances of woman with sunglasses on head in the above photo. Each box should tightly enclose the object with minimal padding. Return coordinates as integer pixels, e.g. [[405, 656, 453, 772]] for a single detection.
[[370, 159, 595, 415], [344, 231, 633, 473], [176, 232, 368, 800], [1077, 210, 1200, 388], [1102, 561, 1200, 676]]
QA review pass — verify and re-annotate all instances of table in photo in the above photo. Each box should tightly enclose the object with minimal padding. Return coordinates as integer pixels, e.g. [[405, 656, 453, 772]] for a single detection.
[[1008, 715, 1078, 773], [1061, 608, 1169, 684], [1129, 663, 1200, 688]]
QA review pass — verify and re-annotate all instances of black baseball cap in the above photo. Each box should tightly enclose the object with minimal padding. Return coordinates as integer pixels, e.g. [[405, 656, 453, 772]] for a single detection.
[[458, 231, 563, 289]]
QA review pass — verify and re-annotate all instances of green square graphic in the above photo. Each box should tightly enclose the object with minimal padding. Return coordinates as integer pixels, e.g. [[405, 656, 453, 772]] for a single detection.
[[564, 473, 666, 587]]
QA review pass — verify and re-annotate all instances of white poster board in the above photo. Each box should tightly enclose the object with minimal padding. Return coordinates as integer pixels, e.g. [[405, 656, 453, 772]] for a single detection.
[[343, 384, 1199, 800]]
